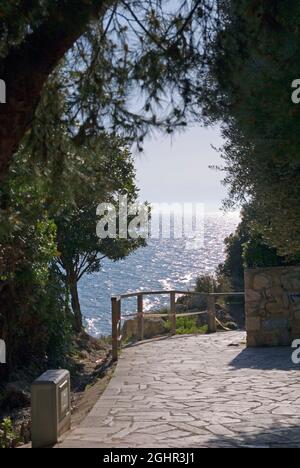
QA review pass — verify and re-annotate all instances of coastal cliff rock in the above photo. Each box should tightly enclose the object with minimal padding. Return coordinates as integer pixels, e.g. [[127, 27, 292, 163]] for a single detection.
[[122, 317, 167, 342]]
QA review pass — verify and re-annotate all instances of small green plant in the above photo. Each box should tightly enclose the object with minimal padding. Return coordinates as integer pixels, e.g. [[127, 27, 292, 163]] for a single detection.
[[165, 316, 208, 335], [0, 418, 20, 449]]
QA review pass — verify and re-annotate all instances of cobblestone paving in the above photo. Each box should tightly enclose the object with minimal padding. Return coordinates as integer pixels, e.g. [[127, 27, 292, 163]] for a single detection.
[[59, 332, 300, 448]]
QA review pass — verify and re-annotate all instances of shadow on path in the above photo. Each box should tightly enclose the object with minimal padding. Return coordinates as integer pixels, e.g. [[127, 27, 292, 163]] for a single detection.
[[209, 424, 300, 448], [230, 346, 297, 371]]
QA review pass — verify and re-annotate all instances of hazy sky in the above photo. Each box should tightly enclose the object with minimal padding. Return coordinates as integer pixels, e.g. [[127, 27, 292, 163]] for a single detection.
[[135, 125, 227, 211]]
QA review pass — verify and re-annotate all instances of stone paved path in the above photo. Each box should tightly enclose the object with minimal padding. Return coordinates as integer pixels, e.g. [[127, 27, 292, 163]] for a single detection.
[[59, 332, 300, 448]]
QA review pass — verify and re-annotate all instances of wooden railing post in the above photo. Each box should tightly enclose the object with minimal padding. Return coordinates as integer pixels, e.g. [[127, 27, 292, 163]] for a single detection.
[[137, 294, 144, 341], [207, 294, 217, 333], [112, 297, 121, 361], [170, 291, 176, 335]]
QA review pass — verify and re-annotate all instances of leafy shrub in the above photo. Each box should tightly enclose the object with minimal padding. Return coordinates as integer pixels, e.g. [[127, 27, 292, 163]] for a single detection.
[[176, 317, 208, 335], [42, 266, 73, 368], [166, 316, 208, 335], [0, 418, 20, 449], [1, 239, 72, 370], [194, 273, 231, 309], [195, 274, 218, 293], [195, 274, 231, 294]]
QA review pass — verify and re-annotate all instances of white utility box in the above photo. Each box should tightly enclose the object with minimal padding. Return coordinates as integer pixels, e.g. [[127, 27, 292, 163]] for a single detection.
[[31, 369, 71, 448]]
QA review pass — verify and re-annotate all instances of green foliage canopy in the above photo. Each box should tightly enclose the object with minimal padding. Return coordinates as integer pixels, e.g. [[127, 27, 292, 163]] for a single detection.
[[0, 1, 218, 178], [203, 0, 300, 258]]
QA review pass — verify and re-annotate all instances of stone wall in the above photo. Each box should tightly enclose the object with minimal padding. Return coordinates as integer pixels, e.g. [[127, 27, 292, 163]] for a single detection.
[[245, 266, 300, 347]]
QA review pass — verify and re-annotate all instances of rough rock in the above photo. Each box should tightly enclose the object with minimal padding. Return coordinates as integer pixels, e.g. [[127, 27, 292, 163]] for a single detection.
[[228, 302, 245, 328], [245, 266, 300, 347], [224, 321, 239, 331], [262, 318, 289, 331], [20, 421, 31, 444], [3, 381, 30, 409], [122, 317, 167, 342], [253, 273, 271, 290]]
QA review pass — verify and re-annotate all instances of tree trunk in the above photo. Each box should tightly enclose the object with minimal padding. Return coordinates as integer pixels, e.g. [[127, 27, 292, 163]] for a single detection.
[[0, 0, 108, 180], [68, 271, 83, 333]]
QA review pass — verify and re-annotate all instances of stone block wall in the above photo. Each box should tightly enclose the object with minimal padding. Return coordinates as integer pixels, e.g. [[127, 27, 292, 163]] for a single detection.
[[245, 266, 300, 347]]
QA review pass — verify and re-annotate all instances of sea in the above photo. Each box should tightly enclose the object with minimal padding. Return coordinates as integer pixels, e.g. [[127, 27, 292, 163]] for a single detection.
[[78, 211, 240, 336]]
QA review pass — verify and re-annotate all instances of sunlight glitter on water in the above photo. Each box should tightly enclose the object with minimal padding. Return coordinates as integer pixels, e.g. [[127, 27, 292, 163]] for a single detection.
[[79, 212, 240, 336]]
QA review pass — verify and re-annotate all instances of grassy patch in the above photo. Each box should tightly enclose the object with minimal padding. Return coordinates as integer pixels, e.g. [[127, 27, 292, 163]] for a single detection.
[[165, 316, 208, 335]]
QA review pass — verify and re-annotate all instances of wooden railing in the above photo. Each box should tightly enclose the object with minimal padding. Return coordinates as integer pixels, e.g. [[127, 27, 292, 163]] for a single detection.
[[111, 290, 245, 361]]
